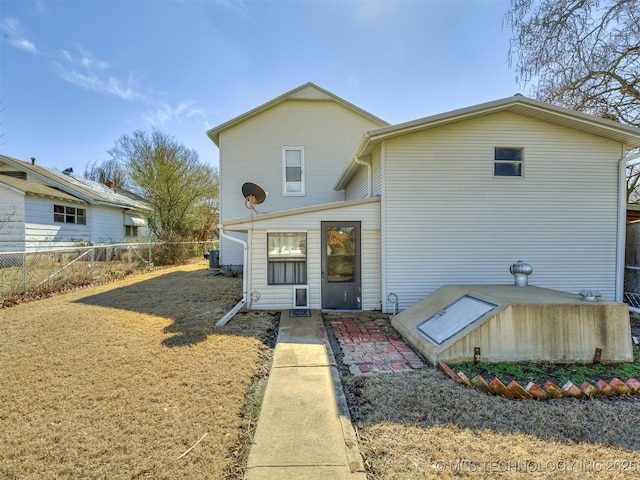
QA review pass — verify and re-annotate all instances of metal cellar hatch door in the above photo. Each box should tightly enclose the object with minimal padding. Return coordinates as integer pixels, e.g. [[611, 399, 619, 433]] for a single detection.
[[417, 295, 498, 345]]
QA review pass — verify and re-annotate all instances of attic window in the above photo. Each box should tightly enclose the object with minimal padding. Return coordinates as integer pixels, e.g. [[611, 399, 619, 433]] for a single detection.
[[494, 147, 523, 177], [54, 205, 86, 225]]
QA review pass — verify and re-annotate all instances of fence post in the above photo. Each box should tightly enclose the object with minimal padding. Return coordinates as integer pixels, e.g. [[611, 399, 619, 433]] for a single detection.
[[22, 252, 27, 293], [91, 247, 96, 282], [128, 246, 132, 266]]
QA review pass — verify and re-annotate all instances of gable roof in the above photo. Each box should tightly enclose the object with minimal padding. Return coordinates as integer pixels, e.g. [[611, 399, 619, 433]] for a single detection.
[[335, 95, 640, 190], [0, 155, 150, 211], [206, 82, 389, 146]]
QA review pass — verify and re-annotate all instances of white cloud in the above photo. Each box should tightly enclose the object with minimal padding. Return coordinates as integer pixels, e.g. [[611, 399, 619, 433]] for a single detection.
[[141, 101, 206, 128], [54, 47, 145, 102], [1, 16, 38, 54], [52, 45, 207, 131]]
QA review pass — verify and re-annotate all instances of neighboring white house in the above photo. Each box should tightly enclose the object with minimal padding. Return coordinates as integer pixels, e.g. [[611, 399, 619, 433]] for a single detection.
[[0, 155, 151, 251], [212, 84, 640, 313]]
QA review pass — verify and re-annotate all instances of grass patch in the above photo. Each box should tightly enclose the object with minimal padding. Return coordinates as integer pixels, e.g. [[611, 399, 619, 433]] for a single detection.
[[0, 261, 275, 480], [449, 348, 640, 386]]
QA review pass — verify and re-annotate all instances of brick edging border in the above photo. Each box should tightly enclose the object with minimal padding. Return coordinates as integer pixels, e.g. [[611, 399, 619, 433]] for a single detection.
[[438, 361, 640, 400]]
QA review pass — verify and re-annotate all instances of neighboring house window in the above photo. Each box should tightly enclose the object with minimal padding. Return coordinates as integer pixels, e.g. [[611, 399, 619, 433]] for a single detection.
[[283, 147, 305, 195], [54, 205, 86, 225], [268, 232, 307, 285], [494, 147, 523, 177], [125, 225, 138, 237]]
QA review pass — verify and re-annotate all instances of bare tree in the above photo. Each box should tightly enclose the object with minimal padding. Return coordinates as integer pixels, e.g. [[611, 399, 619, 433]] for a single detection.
[[628, 162, 640, 203], [0, 206, 16, 231], [505, 0, 639, 127], [83, 158, 129, 190], [108, 130, 219, 242]]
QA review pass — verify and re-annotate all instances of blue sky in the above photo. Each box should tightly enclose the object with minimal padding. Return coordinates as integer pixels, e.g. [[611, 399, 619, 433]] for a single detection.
[[1, 0, 518, 175]]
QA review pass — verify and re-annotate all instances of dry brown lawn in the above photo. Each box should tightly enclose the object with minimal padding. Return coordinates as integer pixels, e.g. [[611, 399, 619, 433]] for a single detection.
[[4, 262, 640, 480], [0, 261, 275, 480], [345, 370, 640, 479]]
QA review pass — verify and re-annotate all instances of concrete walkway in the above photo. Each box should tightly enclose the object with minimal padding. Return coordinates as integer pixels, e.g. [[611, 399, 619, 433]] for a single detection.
[[245, 310, 366, 480]]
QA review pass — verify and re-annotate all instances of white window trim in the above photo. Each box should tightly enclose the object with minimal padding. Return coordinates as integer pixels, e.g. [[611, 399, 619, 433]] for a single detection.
[[54, 204, 87, 225], [267, 231, 308, 285], [282, 146, 305, 196]]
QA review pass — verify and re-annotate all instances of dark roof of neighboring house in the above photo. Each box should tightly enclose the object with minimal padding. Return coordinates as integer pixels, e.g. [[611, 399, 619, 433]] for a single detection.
[[0, 155, 150, 211]]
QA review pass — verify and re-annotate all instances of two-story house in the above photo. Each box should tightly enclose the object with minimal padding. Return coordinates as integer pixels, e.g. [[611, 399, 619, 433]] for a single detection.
[[207, 83, 388, 270], [209, 83, 640, 314]]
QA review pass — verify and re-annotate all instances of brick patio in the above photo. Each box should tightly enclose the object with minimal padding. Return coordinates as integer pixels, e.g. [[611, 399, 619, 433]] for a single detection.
[[326, 314, 425, 375]]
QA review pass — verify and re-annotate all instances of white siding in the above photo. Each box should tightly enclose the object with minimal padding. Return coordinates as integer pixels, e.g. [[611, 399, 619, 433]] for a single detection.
[[219, 231, 247, 269], [219, 100, 382, 265], [345, 165, 369, 200], [361, 228, 381, 309], [381, 112, 622, 311], [1, 190, 145, 251], [247, 228, 380, 311], [345, 149, 382, 200], [233, 200, 381, 310], [372, 149, 382, 197], [24, 197, 90, 249], [0, 187, 26, 251], [90, 205, 127, 243]]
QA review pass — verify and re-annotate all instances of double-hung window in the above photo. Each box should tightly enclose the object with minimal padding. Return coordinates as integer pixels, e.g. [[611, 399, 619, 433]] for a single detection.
[[283, 147, 304, 195], [268, 232, 307, 285], [54, 205, 86, 225], [494, 147, 524, 177]]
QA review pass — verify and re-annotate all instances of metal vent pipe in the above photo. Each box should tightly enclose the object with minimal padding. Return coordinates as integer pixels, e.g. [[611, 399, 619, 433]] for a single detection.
[[510, 260, 532, 287]]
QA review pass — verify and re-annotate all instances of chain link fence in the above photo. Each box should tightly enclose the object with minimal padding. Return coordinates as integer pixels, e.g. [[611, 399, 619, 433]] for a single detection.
[[624, 265, 640, 309], [0, 241, 216, 303]]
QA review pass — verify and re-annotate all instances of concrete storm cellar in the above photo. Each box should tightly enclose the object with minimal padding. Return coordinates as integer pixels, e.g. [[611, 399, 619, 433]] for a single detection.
[[391, 263, 634, 365]]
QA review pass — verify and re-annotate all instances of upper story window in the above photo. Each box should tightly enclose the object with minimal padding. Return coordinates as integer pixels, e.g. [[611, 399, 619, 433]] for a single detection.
[[283, 147, 305, 195], [54, 205, 86, 225], [494, 147, 523, 177]]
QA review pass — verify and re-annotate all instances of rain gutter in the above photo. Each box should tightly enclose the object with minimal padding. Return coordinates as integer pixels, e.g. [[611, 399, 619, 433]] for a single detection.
[[354, 156, 372, 197], [216, 225, 248, 326]]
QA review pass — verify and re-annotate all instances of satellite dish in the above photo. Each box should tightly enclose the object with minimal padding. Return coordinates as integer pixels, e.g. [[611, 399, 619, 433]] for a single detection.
[[242, 182, 268, 210]]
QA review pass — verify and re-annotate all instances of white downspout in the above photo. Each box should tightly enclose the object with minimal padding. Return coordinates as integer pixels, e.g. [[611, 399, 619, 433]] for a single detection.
[[216, 225, 248, 326], [354, 156, 372, 198], [617, 151, 640, 301]]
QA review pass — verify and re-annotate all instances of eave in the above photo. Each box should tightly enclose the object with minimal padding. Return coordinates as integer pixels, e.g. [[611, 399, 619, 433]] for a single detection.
[[335, 95, 640, 190]]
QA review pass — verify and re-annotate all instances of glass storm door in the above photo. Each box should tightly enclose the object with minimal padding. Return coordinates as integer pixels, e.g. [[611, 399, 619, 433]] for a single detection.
[[321, 221, 361, 310]]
